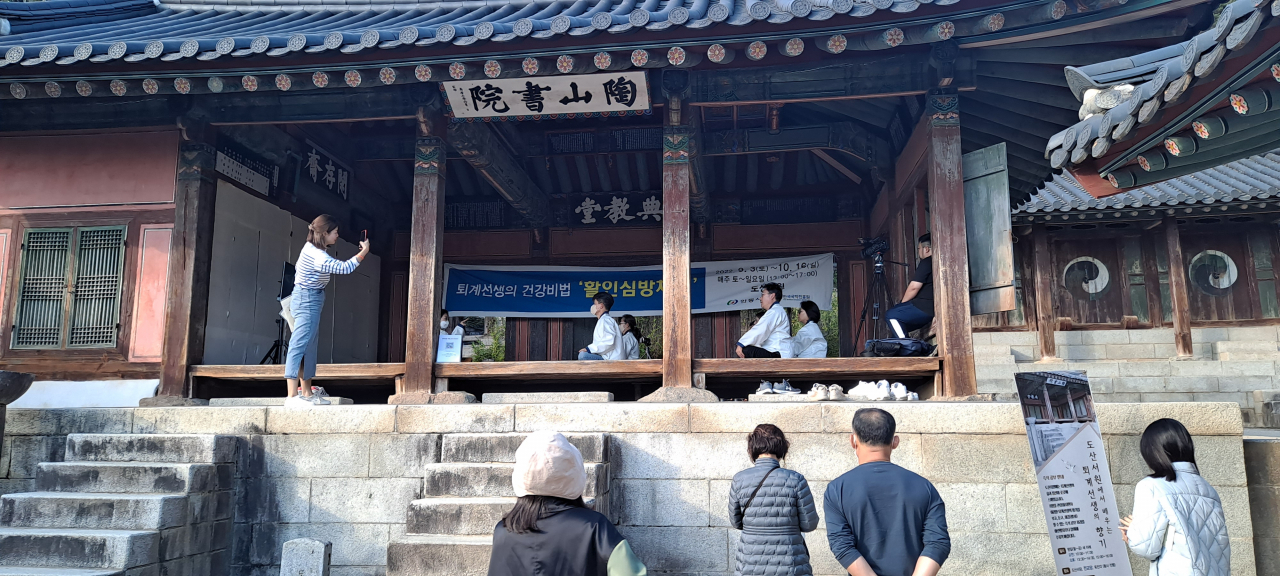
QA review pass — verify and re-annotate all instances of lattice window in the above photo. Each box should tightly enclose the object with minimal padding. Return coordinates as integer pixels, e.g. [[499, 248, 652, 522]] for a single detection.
[[11, 226, 126, 350]]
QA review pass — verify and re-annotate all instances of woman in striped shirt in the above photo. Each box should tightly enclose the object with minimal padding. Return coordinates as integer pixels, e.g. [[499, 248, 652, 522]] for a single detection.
[[285, 214, 370, 405]]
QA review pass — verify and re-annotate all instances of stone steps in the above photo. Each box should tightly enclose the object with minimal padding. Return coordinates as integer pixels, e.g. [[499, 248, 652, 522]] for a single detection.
[[423, 463, 608, 498], [35, 462, 228, 495], [65, 434, 236, 464], [441, 433, 608, 464], [0, 527, 158, 570], [387, 535, 492, 576], [0, 493, 187, 531], [406, 497, 515, 535], [0, 567, 124, 576]]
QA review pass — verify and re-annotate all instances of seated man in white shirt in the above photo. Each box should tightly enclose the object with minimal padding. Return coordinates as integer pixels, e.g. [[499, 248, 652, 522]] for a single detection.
[[579, 292, 625, 361], [736, 283, 793, 359], [791, 300, 829, 358]]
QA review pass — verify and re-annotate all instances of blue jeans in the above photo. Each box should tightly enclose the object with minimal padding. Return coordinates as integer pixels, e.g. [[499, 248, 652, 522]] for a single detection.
[[885, 301, 932, 336], [285, 288, 325, 380], [579, 351, 604, 360]]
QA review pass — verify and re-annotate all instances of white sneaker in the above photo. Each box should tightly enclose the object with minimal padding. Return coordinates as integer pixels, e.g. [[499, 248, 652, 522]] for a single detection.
[[808, 384, 829, 401], [774, 379, 802, 394], [848, 381, 879, 400], [310, 386, 329, 398], [890, 382, 909, 401], [756, 381, 776, 395], [827, 384, 846, 401], [284, 396, 313, 409], [307, 395, 332, 406], [908, 392, 920, 401]]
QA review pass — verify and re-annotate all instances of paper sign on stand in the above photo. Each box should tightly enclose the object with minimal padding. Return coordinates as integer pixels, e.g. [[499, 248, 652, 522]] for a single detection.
[[1015, 371, 1132, 576], [436, 334, 463, 363]]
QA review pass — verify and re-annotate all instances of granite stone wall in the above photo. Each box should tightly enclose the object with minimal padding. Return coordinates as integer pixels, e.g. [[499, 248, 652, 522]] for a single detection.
[[1246, 438, 1280, 576], [0, 402, 1260, 576]]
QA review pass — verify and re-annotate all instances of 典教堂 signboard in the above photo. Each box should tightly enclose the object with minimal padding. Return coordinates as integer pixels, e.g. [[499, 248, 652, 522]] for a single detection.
[[444, 72, 651, 119]]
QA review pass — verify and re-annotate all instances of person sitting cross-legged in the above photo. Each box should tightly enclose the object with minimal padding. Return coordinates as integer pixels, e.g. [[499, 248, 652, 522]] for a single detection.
[[736, 282, 793, 359]]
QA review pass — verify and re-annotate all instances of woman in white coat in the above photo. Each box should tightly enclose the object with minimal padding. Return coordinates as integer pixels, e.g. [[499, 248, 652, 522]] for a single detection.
[[791, 300, 828, 359], [1121, 418, 1230, 576]]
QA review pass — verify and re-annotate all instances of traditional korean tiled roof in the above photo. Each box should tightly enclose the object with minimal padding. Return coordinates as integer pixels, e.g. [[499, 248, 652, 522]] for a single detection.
[[0, 0, 976, 70], [1016, 148, 1280, 213], [1042, 0, 1278, 177]]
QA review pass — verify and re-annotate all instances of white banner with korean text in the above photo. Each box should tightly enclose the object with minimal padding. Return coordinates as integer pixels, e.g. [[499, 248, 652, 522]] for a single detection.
[[1016, 371, 1132, 576], [700, 253, 834, 313], [444, 71, 651, 119]]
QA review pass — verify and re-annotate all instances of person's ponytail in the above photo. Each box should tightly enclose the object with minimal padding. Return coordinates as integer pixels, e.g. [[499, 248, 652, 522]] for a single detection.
[[307, 215, 339, 249]]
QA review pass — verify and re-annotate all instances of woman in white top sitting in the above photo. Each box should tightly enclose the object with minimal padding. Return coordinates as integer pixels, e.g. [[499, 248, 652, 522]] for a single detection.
[[791, 300, 829, 359], [285, 215, 369, 406], [619, 314, 642, 360], [440, 309, 466, 337], [736, 283, 792, 358], [1121, 418, 1230, 576]]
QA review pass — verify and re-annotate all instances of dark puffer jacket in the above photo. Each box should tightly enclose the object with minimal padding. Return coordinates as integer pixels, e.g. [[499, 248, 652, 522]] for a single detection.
[[728, 457, 820, 576]]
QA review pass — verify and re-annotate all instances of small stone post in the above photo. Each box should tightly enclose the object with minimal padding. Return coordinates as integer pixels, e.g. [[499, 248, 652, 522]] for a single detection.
[[0, 371, 35, 467], [281, 538, 331, 576]]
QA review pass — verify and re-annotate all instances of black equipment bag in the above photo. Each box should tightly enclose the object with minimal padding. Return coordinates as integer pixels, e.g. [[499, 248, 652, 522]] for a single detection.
[[863, 338, 933, 357]]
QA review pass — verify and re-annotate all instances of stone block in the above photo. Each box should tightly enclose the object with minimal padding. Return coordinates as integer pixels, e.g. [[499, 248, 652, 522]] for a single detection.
[[1218, 376, 1277, 393], [822, 403, 1025, 435], [1095, 402, 1243, 435], [1228, 326, 1280, 341], [637, 387, 718, 403], [406, 497, 511, 535], [440, 433, 607, 463], [1193, 392, 1250, 407], [1250, 485, 1280, 538], [976, 379, 1015, 394], [1067, 362, 1120, 378], [970, 332, 992, 345], [5, 408, 134, 436], [0, 478, 34, 497], [515, 403, 690, 433], [387, 534, 491, 576], [160, 525, 191, 560], [933, 483, 1007, 532], [785, 433, 921, 480], [991, 332, 1037, 345], [612, 479, 709, 526], [1215, 341, 1280, 361], [1168, 361, 1224, 377], [1107, 435, 1246, 487], [1093, 393, 1142, 403], [1010, 346, 1038, 362], [1244, 439, 1280, 486], [1054, 331, 1082, 346], [943, 531, 1054, 576], [801, 529, 846, 576], [133, 408, 266, 435], [689, 403, 822, 433], [619, 526, 729, 572], [1060, 345, 1108, 360], [310, 478, 422, 524], [920, 434, 1034, 484], [235, 478, 310, 524], [1088, 378, 1113, 393], [7, 434, 64, 478], [482, 392, 613, 403], [422, 462, 607, 498], [1, 492, 187, 530], [261, 435, 369, 478], [329, 568, 382, 576], [1080, 331, 1131, 345], [1140, 393, 1194, 402], [1221, 361, 1277, 377], [1153, 343, 1178, 358], [66, 434, 237, 464], [209, 397, 351, 406], [1258, 537, 1280, 576], [1218, 486, 1255, 539], [370, 434, 440, 477], [36, 461, 226, 494], [0, 526, 159, 569], [281, 538, 331, 576], [1194, 343, 1213, 359], [1193, 327, 1230, 343], [610, 433, 743, 480], [266, 406, 396, 434], [396, 405, 514, 434], [1127, 329, 1175, 344], [709, 479, 733, 528], [1004, 483, 1047, 534], [1117, 362, 1172, 377], [274, 523, 390, 566], [1113, 377, 1167, 393], [976, 364, 1017, 381], [1105, 344, 1157, 359]]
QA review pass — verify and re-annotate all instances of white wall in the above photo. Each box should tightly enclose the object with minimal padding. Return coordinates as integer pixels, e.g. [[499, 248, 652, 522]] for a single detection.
[[204, 181, 380, 365]]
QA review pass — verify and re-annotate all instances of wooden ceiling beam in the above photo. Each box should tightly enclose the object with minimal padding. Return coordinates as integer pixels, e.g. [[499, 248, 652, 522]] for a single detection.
[[1002, 17, 1188, 48], [964, 91, 1079, 126], [448, 121, 552, 228], [700, 121, 891, 181]]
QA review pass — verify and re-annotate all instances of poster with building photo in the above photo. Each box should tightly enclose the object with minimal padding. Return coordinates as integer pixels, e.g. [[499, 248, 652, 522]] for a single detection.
[[1016, 371, 1131, 576]]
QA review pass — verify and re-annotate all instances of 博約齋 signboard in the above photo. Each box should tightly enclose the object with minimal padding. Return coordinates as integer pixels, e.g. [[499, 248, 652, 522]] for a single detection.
[[444, 71, 650, 119]]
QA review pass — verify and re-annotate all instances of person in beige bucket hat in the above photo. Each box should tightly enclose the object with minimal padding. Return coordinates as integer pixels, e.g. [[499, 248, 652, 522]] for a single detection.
[[488, 431, 648, 576]]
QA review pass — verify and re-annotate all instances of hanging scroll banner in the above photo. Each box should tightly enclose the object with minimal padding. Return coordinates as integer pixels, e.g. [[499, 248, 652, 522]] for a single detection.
[[443, 71, 651, 119], [1016, 371, 1131, 576], [444, 253, 833, 317]]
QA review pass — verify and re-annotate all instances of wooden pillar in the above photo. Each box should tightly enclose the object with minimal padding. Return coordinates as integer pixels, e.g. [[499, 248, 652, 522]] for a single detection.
[[924, 90, 977, 397], [837, 255, 856, 357], [1032, 224, 1058, 360], [661, 106, 694, 388], [157, 128, 218, 399], [1164, 216, 1194, 357], [391, 112, 447, 403]]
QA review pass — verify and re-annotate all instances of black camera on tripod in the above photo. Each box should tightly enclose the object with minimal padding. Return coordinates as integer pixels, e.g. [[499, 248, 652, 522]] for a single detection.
[[859, 237, 890, 272]]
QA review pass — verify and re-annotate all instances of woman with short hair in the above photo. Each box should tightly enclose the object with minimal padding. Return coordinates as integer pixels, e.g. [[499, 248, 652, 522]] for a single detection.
[[791, 300, 828, 359], [1121, 418, 1230, 576], [728, 424, 820, 576]]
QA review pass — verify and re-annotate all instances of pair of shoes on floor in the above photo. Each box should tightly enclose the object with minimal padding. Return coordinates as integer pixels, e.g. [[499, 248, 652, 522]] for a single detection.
[[848, 381, 891, 401], [807, 384, 846, 401], [284, 394, 331, 408], [756, 379, 802, 395]]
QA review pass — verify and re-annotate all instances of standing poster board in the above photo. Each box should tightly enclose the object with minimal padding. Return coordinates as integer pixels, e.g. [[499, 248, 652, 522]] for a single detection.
[[437, 334, 463, 363], [1015, 371, 1132, 576]]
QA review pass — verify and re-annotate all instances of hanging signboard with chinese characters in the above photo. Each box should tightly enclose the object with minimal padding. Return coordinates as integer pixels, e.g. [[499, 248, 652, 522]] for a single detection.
[[301, 141, 352, 200], [568, 193, 665, 228], [444, 71, 651, 120], [215, 137, 279, 198], [1016, 371, 1132, 576], [443, 253, 833, 317]]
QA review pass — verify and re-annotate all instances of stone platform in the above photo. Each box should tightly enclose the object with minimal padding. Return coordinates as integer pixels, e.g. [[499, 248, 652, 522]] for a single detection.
[[0, 401, 1261, 576]]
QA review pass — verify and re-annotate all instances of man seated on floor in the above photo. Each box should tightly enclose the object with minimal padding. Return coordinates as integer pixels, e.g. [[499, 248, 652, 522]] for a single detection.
[[579, 291, 624, 360], [885, 234, 934, 339], [736, 282, 793, 358]]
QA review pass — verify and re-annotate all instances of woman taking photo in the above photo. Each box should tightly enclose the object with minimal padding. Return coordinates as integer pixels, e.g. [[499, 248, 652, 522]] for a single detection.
[[728, 424, 819, 576], [1121, 418, 1230, 576], [488, 431, 647, 576], [619, 314, 642, 360], [284, 215, 370, 407]]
